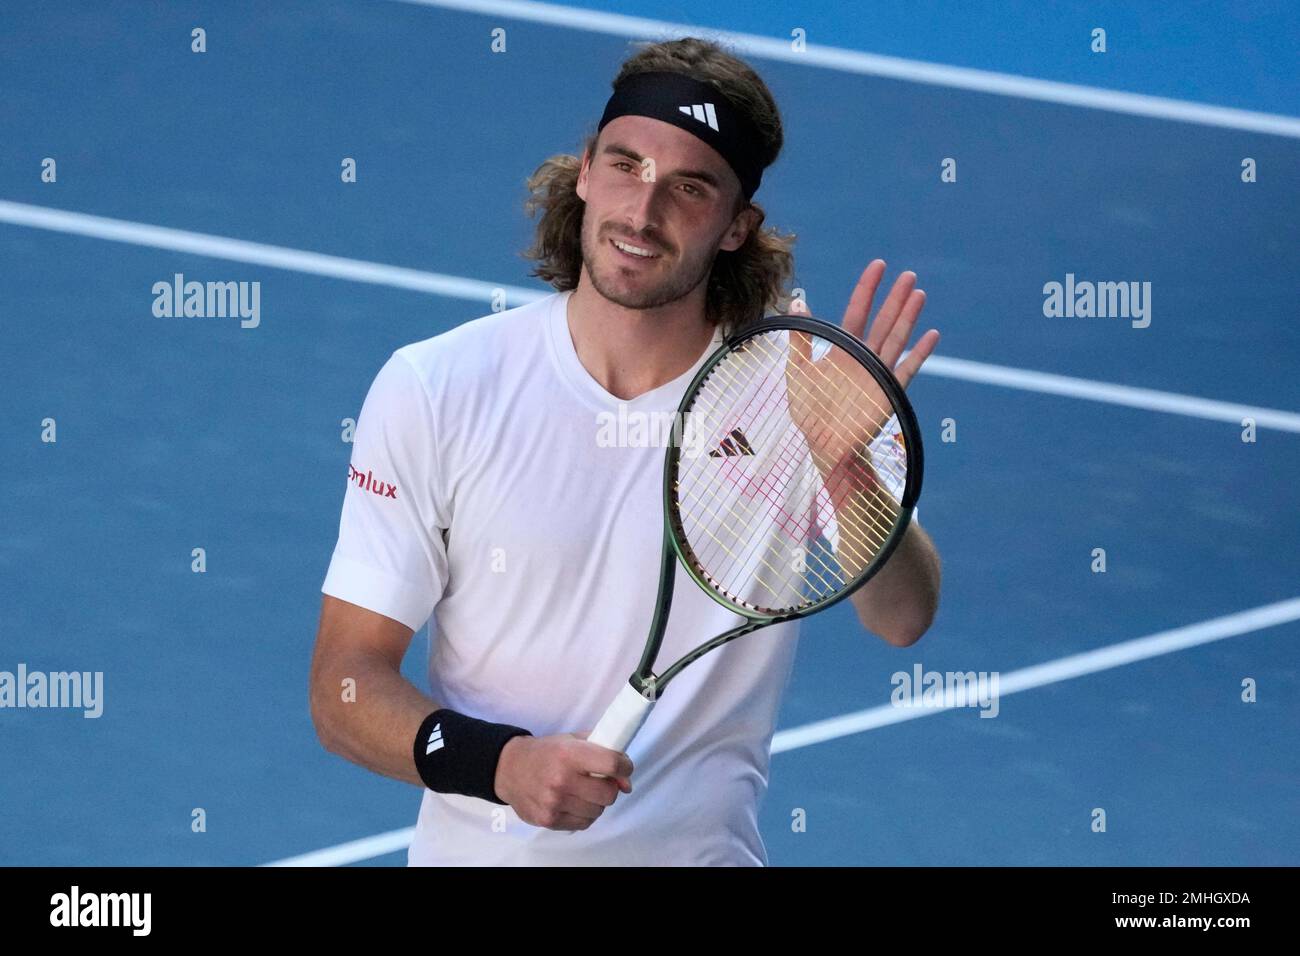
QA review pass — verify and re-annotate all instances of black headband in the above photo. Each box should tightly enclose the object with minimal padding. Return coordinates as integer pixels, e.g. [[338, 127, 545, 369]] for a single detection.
[[597, 71, 765, 200]]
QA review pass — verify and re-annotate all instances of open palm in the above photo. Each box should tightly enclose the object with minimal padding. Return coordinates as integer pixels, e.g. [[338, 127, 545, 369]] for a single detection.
[[786, 260, 939, 482]]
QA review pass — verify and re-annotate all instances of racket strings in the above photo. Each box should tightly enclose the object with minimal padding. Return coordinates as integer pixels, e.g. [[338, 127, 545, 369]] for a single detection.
[[673, 329, 909, 614], [725, 331, 907, 514], [678, 376, 844, 603], [706, 342, 905, 548], [678, 348, 859, 604], [691, 339, 898, 589], [683, 333, 901, 586], [682, 375, 878, 600], [769, 331, 908, 544], [773, 331, 908, 522], [698, 333, 904, 545]]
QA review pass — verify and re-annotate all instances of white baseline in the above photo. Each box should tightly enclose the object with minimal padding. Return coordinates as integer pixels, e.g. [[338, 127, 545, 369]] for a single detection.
[[2, 199, 1296, 434], [393, 0, 1300, 139]]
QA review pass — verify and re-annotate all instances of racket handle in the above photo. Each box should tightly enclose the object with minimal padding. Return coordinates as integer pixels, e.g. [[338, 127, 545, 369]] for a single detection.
[[587, 681, 655, 753]]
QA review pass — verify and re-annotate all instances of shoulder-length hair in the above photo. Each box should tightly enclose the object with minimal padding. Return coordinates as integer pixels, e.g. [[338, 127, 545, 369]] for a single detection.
[[522, 38, 798, 335]]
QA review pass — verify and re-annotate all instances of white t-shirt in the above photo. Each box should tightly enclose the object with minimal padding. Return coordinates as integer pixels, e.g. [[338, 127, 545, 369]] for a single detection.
[[321, 290, 907, 866]]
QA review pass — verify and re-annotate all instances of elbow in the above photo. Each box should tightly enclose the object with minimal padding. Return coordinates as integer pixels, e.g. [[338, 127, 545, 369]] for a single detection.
[[857, 600, 937, 648], [309, 674, 343, 756], [890, 549, 942, 646], [879, 611, 933, 648], [872, 532, 942, 647], [877, 580, 941, 648]]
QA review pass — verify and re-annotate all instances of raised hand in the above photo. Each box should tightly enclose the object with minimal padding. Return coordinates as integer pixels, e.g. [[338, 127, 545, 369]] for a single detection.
[[841, 259, 939, 388]]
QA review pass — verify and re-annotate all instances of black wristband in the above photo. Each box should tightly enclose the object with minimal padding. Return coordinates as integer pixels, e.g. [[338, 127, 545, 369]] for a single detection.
[[413, 709, 532, 805]]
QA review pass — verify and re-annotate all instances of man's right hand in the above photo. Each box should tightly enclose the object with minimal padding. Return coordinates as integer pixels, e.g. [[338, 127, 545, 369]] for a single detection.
[[494, 734, 634, 831]]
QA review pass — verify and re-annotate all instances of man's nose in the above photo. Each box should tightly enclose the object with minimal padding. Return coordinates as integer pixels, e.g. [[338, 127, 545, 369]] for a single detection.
[[624, 177, 667, 237]]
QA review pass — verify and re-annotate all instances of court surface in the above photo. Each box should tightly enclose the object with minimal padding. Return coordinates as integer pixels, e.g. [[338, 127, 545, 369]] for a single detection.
[[2, 1, 1296, 866]]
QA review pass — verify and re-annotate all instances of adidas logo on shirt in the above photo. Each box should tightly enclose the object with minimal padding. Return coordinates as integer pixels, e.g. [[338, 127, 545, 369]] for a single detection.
[[426, 723, 445, 755], [678, 102, 719, 131], [708, 428, 754, 457]]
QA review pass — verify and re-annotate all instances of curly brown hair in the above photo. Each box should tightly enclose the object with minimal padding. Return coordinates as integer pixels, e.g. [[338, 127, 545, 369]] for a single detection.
[[522, 37, 798, 335]]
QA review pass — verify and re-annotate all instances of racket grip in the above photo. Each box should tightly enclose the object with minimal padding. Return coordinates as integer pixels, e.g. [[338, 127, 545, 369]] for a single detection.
[[587, 681, 655, 753]]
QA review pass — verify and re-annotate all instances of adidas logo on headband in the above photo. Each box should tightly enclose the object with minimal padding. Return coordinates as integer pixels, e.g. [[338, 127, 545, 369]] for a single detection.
[[678, 102, 720, 131], [599, 71, 765, 198]]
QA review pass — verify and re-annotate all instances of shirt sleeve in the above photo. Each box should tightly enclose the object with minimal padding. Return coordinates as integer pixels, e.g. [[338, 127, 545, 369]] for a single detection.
[[865, 414, 909, 505], [866, 415, 920, 524], [321, 351, 450, 632]]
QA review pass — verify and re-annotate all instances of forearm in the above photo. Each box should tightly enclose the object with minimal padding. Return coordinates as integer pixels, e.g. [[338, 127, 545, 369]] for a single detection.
[[848, 520, 940, 647], [310, 651, 437, 786]]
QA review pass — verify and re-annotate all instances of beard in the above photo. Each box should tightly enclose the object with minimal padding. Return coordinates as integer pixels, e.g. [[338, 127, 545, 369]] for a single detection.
[[579, 208, 717, 311]]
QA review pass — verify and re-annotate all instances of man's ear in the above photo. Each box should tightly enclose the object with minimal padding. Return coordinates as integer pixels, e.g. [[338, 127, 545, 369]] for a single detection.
[[576, 148, 591, 202], [718, 203, 761, 253]]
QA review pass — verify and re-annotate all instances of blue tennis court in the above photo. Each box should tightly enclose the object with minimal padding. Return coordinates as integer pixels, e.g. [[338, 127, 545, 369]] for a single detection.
[[2, 0, 1296, 866]]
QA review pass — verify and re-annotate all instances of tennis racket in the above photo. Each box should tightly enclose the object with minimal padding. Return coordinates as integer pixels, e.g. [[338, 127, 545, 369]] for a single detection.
[[587, 312, 924, 758]]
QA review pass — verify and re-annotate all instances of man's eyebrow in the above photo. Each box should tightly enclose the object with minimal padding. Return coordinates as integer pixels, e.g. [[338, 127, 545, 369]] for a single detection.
[[601, 142, 723, 189]]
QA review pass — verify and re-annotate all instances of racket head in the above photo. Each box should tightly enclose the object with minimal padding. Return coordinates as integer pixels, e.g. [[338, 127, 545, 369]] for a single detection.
[[664, 313, 924, 622]]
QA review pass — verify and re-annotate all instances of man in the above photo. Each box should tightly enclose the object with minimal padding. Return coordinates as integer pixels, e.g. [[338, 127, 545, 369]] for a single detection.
[[311, 37, 941, 866]]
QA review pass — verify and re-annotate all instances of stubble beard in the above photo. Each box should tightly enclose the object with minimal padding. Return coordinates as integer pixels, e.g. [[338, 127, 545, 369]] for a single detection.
[[580, 208, 716, 312]]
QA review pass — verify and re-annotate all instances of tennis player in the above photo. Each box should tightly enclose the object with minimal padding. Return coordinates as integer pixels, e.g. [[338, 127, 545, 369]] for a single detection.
[[311, 38, 942, 866]]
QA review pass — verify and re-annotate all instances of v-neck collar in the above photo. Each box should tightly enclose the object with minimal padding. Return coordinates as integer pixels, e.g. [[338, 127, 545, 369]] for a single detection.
[[545, 289, 723, 412]]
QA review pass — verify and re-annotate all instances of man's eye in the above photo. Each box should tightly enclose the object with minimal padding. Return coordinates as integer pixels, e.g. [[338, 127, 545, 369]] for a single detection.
[[679, 183, 701, 196], [613, 161, 635, 172]]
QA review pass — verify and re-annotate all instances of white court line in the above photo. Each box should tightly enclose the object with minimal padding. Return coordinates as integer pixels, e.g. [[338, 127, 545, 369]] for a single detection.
[[0, 199, 542, 307], [772, 596, 1300, 752], [920, 355, 1300, 433], [263, 595, 1300, 865], [4, 198, 1297, 433], [393, 0, 1300, 139], [263, 826, 416, 867]]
